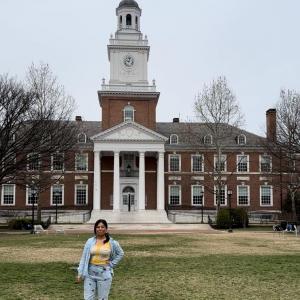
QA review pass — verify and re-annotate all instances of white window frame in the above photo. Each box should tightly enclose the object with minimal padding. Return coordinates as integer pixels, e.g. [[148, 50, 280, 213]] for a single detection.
[[27, 153, 40, 171], [237, 185, 250, 206], [237, 134, 246, 145], [123, 105, 135, 122], [191, 185, 204, 206], [260, 185, 273, 207], [204, 135, 212, 145], [26, 186, 38, 206], [51, 152, 64, 171], [1, 184, 16, 206], [51, 184, 64, 206], [214, 154, 227, 172], [78, 133, 87, 143], [237, 154, 249, 172], [75, 153, 88, 171], [170, 134, 179, 145], [75, 184, 88, 206], [214, 185, 227, 206], [168, 154, 181, 172], [260, 155, 272, 173], [191, 154, 204, 172], [168, 185, 181, 206]]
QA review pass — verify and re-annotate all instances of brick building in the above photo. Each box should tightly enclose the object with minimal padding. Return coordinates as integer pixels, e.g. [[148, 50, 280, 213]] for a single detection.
[[0, 0, 284, 223]]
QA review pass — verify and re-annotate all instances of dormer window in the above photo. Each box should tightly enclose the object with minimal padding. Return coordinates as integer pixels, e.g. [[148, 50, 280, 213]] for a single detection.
[[126, 14, 132, 26], [78, 133, 87, 143], [123, 104, 134, 122], [237, 134, 246, 145], [204, 135, 213, 145], [170, 134, 178, 145]]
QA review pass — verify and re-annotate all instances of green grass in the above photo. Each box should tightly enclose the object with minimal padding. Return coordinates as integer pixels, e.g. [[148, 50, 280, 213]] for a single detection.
[[0, 232, 300, 299]]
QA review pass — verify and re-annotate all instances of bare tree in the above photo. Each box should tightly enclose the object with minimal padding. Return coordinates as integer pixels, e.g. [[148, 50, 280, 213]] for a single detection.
[[0, 63, 79, 223], [194, 76, 244, 211], [264, 89, 300, 221]]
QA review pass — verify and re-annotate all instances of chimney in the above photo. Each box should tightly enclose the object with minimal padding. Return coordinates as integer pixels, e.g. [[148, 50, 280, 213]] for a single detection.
[[266, 109, 276, 141], [173, 117, 179, 123], [75, 116, 82, 122]]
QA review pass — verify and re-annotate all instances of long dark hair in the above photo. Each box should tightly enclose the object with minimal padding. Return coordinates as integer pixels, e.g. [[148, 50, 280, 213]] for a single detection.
[[94, 219, 110, 244]]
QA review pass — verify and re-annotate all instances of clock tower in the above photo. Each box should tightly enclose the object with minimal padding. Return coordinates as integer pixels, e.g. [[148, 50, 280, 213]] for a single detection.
[[99, 0, 159, 131]]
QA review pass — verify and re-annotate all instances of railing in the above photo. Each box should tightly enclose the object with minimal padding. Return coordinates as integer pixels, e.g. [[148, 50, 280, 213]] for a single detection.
[[120, 170, 139, 177], [101, 84, 156, 93], [109, 39, 148, 46]]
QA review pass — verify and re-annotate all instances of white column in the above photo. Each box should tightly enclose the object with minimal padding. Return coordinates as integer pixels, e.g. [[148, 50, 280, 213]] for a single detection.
[[93, 151, 101, 210], [113, 151, 120, 211], [138, 151, 145, 210], [157, 152, 165, 210]]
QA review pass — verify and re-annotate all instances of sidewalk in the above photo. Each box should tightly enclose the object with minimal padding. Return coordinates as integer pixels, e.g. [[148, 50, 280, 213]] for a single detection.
[[49, 223, 216, 234]]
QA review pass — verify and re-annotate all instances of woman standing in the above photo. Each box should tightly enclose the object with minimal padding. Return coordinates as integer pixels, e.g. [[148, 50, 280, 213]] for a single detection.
[[77, 219, 124, 300]]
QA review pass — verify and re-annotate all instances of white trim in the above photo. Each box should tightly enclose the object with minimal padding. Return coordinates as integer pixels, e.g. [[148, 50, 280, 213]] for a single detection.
[[237, 185, 250, 206], [191, 154, 204, 172], [237, 134, 247, 145], [51, 152, 65, 172], [50, 184, 64, 206], [168, 185, 181, 206], [259, 154, 272, 173], [26, 186, 38, 206], [191, 185, 204, 206], [74, 184, 88, 206], [214, 154, 227, 172], [168, 154, 181, 172], [1, 184, 16, 206], [237, 154, 249, 172], [27, 153, 40, 171], [123, 104, 135, 122], [214, 185, 227, 206], [78, 133, 87, 143], [170, 134, 179, 145], [260, 185, 273, 207]]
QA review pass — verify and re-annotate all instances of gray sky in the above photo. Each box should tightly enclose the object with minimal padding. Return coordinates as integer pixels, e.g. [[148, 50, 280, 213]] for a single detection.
[[1, 0, 300, 135]]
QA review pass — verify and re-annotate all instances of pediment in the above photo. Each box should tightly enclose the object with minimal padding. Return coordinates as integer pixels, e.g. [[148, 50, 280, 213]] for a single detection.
[[91, 121, 168, 142]]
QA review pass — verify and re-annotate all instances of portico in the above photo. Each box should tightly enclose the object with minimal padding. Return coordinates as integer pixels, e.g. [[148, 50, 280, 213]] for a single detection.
[[88, 121, 170, 223]]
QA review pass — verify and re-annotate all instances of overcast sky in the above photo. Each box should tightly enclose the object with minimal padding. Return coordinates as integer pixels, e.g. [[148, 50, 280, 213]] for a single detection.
[[1, 0, 300, 135]]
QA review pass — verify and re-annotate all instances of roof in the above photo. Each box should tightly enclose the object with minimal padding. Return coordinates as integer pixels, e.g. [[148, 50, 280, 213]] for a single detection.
[[74, 121, 265, 151], [117, 0, 140, 10]]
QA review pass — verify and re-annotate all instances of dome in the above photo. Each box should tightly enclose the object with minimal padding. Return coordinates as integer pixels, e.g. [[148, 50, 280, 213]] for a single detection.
[[118, 0, 140, 10]]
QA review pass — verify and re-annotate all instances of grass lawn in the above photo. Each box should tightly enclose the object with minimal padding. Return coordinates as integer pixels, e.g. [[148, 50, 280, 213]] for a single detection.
[[0, 231, 299, 299]]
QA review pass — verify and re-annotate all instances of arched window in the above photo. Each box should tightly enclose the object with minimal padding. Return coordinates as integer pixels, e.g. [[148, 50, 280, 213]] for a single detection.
[[119, 16, 123, 27], [204, 135, 213, 145], [135, 16, 138, 29], [78, 133, 87, 143], [126, 14, 132, 26], [237, 134, 246, 145], [123, 104, 134, 122], [170, 134, 178, 145]]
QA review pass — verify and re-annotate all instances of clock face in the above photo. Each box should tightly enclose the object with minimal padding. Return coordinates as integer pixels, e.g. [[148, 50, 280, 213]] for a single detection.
[[123, 54, 135, 67]]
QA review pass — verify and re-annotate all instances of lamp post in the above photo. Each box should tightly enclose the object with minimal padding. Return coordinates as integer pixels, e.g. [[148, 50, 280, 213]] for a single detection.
[[31, 186, 37, 234], [54, 190, 60, 224], [200, 189, 204, 224], [227, 189, 233, 233]]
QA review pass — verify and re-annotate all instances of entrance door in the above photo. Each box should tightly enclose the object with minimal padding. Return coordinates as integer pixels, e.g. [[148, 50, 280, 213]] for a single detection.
[[122, 186, 136, 211]]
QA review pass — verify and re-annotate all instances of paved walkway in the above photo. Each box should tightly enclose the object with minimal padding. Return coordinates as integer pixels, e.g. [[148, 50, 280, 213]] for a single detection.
[[49, 223, 216, 234]]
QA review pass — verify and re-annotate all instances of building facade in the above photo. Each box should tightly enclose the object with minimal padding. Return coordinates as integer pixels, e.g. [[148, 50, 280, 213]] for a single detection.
[[0, 0, 284, 224]]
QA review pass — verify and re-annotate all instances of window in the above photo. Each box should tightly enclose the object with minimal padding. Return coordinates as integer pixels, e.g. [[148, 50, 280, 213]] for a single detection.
[[214, 154, 227, 172], [170, 134, 178, 145], [237, 155, 249, 172], [123, 105, 134, 122], [1, 184, 15, 205], [260, 155, 271, 172], [260, 186, 273, 206], [126, 14, 132, 26], [214, 185, 227, 206], [52, 152, 64, 171], [75, 153, 88, 171], [237, 134, 246, 145], [26, 186, 38, 206], [192, 185, 204, 206], [204, 135, 212, 145], [27, 153, 39, 171], [75, 184, 88, 205], [237, 186, 249, 206], [51, 184, 63, 205], [78, 133, 86, 143], [169, 185, 181, 205], [192, 155, 204, 172], [169, 154, 180, 172]]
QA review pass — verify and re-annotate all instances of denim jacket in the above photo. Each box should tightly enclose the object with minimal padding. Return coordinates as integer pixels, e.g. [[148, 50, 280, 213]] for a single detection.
[[77, 236, 124, 278]]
